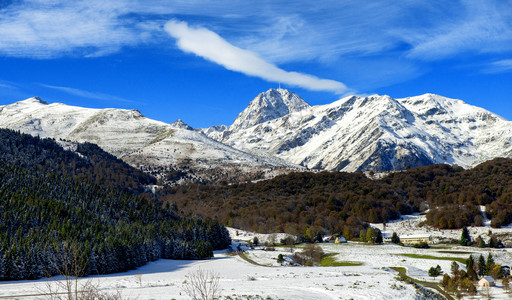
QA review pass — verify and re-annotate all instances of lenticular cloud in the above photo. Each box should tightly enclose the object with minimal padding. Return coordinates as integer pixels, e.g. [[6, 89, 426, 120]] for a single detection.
[[164, 20, 347, 94]]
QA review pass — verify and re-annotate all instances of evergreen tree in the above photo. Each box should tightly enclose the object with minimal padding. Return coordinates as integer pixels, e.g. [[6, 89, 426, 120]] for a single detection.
[[460, 226, 471, 246], [466, 255, 477, 280], [375, 229, 383, 244], [391, 232, 401, 244], [0, 252, 5, 280], [428, 265, 443, 279], [486, 253, 495, 275], [277, 254, 284, 264], [478, 236, 486, 248], [478, 254, 486, 277], [488, 236, 497, 248]]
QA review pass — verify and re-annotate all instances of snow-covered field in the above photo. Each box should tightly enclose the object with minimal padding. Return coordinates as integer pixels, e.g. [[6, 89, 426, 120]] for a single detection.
[[2, 217, 512, 299], [373, 210, 512, 245]]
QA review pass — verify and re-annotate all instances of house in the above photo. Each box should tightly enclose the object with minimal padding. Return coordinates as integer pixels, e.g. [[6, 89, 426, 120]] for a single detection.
[[324, 236, 337, 243], [323, 236, 347, 243], [400, 235, 433, 245], [478, 276, 496, 287], [335, 236, 347, 244]]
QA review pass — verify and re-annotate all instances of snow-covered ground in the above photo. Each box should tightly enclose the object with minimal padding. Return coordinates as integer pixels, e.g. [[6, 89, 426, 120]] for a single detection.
[[2, 217, 512, 299], [0, 245, 421, 300], [373, 211, 512, 245]]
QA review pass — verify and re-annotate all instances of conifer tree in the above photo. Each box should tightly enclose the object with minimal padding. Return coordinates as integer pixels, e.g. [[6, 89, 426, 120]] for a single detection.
[[391, 232, 401, 244], [460, 226, 471, 246], [478, 236, 486, 248], [466, 255, 477, 280], [478, 254, 486, 277], [486, 253, 495, 275], [375, 229, 383, 244], [488, 236, 497, 248]]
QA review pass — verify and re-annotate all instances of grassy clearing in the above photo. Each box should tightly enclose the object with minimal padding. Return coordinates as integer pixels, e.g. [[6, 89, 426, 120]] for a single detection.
[[436, 250, 474, 255], [320, 253, 363, 267], [429, 245, 453, 249], [399, 253, 466, 264]]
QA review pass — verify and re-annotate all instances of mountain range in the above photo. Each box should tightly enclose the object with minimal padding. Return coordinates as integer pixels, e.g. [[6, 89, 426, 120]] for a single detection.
[[1, 89, 511, 182], [0, 96, 297, 185], [204, 89, 512, 172]]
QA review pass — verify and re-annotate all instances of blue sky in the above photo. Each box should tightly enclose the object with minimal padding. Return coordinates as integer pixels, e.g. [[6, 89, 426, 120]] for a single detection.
[[0, 0, 511, 128]]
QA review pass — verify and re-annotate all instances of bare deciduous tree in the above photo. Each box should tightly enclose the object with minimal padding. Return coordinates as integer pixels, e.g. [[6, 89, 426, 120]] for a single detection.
[[182, 268, 221, 300], [135, 272, 143, 288]]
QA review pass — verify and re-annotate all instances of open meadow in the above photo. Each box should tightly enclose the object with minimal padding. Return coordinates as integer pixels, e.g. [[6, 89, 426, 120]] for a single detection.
[[1, 215, 512, 300]]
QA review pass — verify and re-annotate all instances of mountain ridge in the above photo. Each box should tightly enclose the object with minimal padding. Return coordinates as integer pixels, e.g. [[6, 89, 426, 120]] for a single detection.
[[1, 89, 511, 178], [0, 97, 300, 185], [203, 89, 512, 172]]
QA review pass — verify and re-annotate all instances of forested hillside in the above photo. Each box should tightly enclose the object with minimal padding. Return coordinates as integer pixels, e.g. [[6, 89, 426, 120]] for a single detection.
[[0, 129, 155, 193], [162, 158, 512, 239], [0, 129, 230, 280]]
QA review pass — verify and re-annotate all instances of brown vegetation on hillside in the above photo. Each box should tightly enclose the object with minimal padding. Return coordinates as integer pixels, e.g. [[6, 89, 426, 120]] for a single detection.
[[160, 158, 512, 237]]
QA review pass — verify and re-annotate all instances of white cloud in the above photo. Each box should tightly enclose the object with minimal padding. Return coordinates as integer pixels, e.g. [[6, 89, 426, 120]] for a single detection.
[[0, 80, 18, 89], [0, 1, 510, 64], [403, 0, 512, 60], [0, 1, 145, 58], [0, 0, 510, 92], [39, 83, 136, 103], [483, 59, 512, 74], [164, 20, 347, 94]]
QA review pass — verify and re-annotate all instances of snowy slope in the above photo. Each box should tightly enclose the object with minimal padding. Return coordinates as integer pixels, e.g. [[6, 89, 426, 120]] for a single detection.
[[205, 89, 512, 172], [231, 88, 310, 130], [3, 90, 511, 176], [0, 97, 299, 183]]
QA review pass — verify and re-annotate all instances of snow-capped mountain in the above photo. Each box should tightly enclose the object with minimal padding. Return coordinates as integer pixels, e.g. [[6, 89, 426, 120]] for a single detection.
[[2, 89, 511, 178], [205, 89, 512, 172], [0, 97, 299, 184], [232, 88, 310, 130]]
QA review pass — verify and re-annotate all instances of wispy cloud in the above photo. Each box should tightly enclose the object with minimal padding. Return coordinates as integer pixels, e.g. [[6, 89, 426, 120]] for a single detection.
[[164, 20, 348, 94], [39, 83, 136, 104], [0, 1, 510, 91], [403, 1, 512, 60], [0, 80, 18, 89], [1, 1, 510, 63], [483, 59, 512, 74], [0, 1, 150, 58]]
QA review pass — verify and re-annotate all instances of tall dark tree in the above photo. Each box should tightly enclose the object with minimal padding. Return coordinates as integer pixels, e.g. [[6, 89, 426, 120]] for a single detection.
[[460, 227, 471, 246], [486, 253, 495, 275], [478, 254, 486, 277], [465, 255, 477, 280], [391, 232, 401, 244], [375, 229, 383, 244], [488, 236, 497, 248]]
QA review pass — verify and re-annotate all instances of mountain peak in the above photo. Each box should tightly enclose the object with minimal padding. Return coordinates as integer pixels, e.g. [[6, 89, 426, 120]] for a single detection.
[[231, 88, 310, 130], [170, 119, 193, 130], [20, 97, 48, 105]]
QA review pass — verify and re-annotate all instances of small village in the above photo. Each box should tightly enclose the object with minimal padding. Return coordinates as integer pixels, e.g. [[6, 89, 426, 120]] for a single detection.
[[229, 212, 512, 300]]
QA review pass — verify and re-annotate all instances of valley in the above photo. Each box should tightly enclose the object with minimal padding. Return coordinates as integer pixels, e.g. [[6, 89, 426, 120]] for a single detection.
[[1, 216, 511, 299], [1, 90, 512, 299], [1, 2, 510, 299]]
